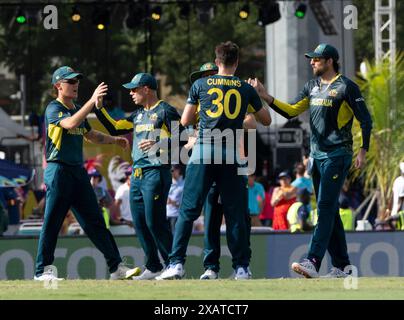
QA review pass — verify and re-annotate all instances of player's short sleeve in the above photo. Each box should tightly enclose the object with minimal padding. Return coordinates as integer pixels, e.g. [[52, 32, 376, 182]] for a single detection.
[[164, 104, 182, 137], [186, 81, 200, 105], [126, 111, 137, 123], [247, 85, 263, 113], [45, 102, 70, 126], [165, 105, 181, 123]]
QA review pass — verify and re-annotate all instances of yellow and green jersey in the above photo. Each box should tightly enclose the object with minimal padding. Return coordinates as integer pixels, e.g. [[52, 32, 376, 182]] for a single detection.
[[45, 99, 91, 166], [271, 74, 372, 159], [187, 75, 262, 163], [95, 100, 181, 169]]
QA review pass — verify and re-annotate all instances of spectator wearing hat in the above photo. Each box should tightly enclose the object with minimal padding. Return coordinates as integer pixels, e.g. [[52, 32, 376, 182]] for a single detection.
[[287, 188, 316, 233], [271, 171, 297, 230]]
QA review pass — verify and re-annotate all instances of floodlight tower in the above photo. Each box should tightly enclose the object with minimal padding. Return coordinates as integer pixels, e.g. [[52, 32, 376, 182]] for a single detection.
[[375, 0, 396, 118], [375, 0, 396, 65]]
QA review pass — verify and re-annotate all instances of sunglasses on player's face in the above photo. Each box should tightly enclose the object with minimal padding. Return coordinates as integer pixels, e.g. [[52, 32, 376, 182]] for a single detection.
[[61, 79, 79, 85]]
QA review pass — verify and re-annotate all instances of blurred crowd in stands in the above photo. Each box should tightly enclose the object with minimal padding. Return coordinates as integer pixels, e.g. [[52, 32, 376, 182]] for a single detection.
[[1, 156, 403, 237]]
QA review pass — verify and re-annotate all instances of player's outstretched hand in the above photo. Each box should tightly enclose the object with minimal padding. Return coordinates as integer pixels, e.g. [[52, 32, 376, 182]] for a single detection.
[[92, 82, 108, 108], [247, 78, 267, 97], [115, 136, 130, 150]]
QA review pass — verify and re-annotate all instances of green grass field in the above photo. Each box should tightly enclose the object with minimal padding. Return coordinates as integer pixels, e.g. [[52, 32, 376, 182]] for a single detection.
[[1, 278, 404, 300]]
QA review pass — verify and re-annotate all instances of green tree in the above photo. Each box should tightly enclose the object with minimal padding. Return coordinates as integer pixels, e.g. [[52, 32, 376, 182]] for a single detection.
[[0, 2, 266, 114], [0, 4, 147, 114], [351, 53, 404, 215], [154, 2, 265, 95]]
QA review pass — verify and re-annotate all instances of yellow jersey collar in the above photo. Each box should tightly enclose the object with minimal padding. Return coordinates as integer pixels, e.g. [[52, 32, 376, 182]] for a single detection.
[[56, 98, 75, 110], [145, 99, 162, 111]]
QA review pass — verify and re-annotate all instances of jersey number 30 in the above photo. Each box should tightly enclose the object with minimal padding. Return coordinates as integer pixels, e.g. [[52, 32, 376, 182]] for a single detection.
[[206, 88, 241, 119]]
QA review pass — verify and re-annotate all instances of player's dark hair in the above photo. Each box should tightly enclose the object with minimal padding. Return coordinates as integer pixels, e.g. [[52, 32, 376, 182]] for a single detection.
[[332, 59, 340, 73], [215, 41, 239, 67]]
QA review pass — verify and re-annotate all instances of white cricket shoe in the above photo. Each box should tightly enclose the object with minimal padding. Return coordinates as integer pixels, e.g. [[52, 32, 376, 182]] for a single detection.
[[110, 263, 141, 280], [34, 267, 64, 281], [200, 269, 219, 280], [322, 267, 349, 278], [132, 269, 162, 280], [155, 263, 185, 280], [291, 259, 319, 278], [234, 266, 252, 280]]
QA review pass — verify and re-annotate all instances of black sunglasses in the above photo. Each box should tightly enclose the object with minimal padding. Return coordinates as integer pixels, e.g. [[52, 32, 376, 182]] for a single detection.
[[62, 79, 79, 84]]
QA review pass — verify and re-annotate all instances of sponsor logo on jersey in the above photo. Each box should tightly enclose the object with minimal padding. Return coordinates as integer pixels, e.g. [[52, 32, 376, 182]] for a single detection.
[[58, 112, 63, 118], [149, 113, 158, 121], [311, 98, 333, 107], [328, 89, 338, 97], [355, 97, 365, 102]]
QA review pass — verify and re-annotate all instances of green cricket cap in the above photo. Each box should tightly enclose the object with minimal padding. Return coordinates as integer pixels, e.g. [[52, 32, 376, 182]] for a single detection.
[[189, 62, 218, 84], [122, 73, 158, 90], [305, 43, 339, 61], [52, 66, 83, 85]]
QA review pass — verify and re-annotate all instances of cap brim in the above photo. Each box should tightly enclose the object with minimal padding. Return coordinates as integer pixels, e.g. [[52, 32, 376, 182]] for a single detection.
[[122, 82, 138, 89], [189, 71, 205, 84], [304, 52, 323, 59], [65, 72, 83, 79]]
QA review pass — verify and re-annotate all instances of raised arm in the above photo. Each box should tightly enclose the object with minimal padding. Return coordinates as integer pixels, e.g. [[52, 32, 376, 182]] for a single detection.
[[248, 78, 309, 120], [60, 82, 108, 130], [94, 107, 134, 136]]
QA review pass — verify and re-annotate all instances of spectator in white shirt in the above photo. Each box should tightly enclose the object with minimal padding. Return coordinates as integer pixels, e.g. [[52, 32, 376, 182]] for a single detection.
[[391, 162, 404, 216], [166, 165, 185, 234], [115, 169, 133, 224]]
